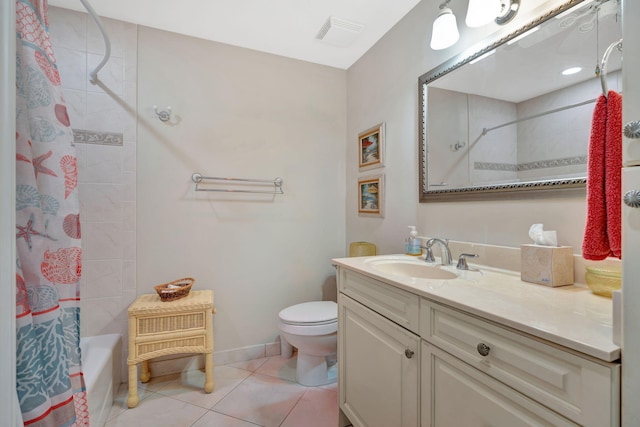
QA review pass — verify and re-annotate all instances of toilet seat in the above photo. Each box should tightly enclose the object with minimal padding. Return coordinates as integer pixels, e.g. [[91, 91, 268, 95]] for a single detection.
[[279, 301, 337, 335], [279, 321, 337, 336], [279, 301, 337, 324]]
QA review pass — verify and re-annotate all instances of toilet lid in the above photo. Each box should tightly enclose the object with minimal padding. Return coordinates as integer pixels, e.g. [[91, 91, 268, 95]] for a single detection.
[[279, 301, 337, 325]]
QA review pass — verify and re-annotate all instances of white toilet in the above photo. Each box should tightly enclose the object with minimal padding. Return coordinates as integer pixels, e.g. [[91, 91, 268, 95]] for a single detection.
[[278, 301, 338, 386]]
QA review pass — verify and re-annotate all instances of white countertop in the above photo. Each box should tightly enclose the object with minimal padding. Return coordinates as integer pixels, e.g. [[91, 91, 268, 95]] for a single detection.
[[333, 254, 620, 363]]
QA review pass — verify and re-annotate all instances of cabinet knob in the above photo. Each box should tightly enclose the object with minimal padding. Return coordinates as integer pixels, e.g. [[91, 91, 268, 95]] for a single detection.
[[624, 120, 640, 139], [405, 349, 415, 359], [624, 190, 640, 208], [477, 343, 491, 357]]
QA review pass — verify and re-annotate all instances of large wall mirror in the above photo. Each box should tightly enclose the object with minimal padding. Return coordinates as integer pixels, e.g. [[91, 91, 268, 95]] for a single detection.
[[419, 0, 621, 202]]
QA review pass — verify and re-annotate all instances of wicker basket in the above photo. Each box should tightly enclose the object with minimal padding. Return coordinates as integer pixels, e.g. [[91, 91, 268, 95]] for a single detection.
[[154, 277, 195, 302]]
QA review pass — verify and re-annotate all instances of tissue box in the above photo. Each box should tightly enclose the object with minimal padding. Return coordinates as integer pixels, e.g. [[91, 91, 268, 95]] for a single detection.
[[520, 245, 574, 287]]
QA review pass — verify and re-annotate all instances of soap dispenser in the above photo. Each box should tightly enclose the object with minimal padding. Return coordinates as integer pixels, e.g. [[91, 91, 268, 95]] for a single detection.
[[405, 226, 422, 256]]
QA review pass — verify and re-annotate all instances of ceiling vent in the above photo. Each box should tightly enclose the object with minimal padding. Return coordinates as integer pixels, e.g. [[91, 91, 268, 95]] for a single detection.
[[316, 16, 365, 47]]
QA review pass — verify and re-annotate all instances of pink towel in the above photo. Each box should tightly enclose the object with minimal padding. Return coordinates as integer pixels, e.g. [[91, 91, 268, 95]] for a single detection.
[[605, 90, 622, 258], [582, 94, 609, 260], [582, 91, 623, 260]]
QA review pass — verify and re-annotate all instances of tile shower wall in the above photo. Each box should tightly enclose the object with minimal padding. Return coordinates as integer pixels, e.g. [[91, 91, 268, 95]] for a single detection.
[[517, 70, 622, 181], [468, 93, 518, 185], [429, 75, 621, 187], [427, 87, 517, 188], [48, 7, 137, 347]]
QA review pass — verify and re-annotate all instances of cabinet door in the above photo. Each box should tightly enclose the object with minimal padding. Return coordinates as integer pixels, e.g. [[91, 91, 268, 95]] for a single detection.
[[421, 341, 579, 427], [338, 294, 419, 427]]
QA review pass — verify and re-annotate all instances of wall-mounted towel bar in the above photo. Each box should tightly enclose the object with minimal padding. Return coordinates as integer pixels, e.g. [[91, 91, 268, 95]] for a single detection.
[[191, 173, 284, 194]]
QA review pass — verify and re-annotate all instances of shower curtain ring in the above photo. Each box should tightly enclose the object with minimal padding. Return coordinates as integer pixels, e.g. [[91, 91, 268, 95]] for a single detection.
[[153, 105, 172, 122]]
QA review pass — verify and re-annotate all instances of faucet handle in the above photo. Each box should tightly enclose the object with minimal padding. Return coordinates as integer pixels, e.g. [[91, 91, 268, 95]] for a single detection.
[[456, 253, 479, 270], [422, 246, 436, 263]]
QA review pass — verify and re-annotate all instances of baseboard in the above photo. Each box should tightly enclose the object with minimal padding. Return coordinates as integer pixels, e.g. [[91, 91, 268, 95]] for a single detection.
[[143, 340, 282, 379]]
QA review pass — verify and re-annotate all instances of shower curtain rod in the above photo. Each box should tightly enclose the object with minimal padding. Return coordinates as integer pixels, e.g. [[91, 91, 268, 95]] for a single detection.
[[483, 38, 623, 136], [482, 98, 597, 136], [79, 0, 111, 84]]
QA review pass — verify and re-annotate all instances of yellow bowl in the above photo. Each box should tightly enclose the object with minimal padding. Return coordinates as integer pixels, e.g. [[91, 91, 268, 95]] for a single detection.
[[585, 265, 621, 298]]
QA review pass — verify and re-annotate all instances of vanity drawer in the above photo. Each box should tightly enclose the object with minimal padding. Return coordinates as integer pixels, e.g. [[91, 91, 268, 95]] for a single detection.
[[337, 267, 420, 334], [420, 299, 620, 427]]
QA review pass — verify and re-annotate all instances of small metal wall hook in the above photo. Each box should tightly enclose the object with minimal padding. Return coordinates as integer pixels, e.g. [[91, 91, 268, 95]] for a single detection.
[[153, 105, 172, 122], [450, 141, 466, 152]]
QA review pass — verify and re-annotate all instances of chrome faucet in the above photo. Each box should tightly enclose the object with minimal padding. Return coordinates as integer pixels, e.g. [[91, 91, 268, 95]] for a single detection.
[[422, 238, 453, 266]]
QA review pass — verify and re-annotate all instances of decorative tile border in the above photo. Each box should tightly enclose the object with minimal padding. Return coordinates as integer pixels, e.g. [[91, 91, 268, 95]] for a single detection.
[[474, 162, 517, 172], [517, 155, 587, 171], [475, 155, 586, 172], [73, 129, 123, 146]]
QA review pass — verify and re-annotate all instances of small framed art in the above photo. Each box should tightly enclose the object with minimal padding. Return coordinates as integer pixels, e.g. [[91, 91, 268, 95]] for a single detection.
[[358, 174, 384, 217], [358, 123, 385, 171]]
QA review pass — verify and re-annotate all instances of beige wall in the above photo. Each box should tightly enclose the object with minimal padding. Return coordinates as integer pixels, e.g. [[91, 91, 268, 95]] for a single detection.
[[346, 0, 588, 253], [50, 6, 346, 368], [136, 27, 347, 354]]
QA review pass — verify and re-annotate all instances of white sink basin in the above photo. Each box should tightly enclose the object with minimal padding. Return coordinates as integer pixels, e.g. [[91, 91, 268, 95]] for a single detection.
[[365, 257, 458, 280]]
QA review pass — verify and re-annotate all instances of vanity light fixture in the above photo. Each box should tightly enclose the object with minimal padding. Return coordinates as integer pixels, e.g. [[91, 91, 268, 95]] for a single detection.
[[494, 0, 521, 25], [562, 66, 583, 75], [465, 0, 501, 27], [466, 0, 520, 27], [431, 0, 521, 51], [430, 0, 460, 50]]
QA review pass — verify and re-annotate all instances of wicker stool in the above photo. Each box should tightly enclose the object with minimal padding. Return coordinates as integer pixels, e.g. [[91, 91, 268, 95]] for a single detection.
[[126, 290, 215, 408]]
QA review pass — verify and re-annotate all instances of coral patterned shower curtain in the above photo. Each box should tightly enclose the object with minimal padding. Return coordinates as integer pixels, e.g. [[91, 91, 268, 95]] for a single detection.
[[15, 0, 88, 425]]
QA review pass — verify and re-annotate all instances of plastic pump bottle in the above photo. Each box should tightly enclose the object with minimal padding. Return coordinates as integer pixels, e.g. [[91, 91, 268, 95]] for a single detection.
[[405, 226, 422, 256]]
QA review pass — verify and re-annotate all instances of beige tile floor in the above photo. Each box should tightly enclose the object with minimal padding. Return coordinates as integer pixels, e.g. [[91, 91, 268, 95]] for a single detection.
[[105, 355, 339, 427]]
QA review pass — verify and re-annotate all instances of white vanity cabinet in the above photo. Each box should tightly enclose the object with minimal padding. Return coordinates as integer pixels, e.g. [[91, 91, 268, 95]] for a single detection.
[[335, 264, 621, 427], [338, 268, 420, 427], [420, 300, 620, 427], [421, 341, 579, 427]]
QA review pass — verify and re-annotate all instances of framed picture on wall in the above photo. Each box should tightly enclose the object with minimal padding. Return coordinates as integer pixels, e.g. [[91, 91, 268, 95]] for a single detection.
[[358, 174, 384, 217], [358, 123, 385, 171]]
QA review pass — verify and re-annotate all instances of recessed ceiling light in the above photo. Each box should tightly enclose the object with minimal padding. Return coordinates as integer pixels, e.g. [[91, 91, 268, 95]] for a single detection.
[[562, 67, 582, 75]]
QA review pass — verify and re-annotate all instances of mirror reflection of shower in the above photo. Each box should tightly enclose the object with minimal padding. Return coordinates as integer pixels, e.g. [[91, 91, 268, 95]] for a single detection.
[[421, 0, 622, 195]]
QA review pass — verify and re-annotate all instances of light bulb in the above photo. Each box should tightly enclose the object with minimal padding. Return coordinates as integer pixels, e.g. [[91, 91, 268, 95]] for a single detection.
[[465, 0, 501, 28], [430, 8, 460, 50]]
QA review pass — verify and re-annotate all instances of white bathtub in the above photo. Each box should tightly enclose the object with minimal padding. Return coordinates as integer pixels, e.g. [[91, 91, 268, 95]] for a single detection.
[[81, 334, 122, 427]]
